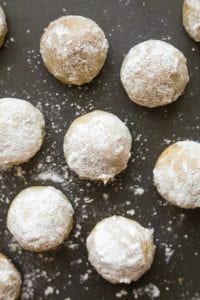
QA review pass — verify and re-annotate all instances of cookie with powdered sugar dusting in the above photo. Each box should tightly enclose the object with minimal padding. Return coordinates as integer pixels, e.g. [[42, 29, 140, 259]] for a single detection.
[[87, 216, 155, 284], [0, 98, 45, 169], [0, 253, 21, 300], [154, 140, 200, 209], [40, 15, 108, 85], [120, 40, 189, 108], [63, 110, 132, 184], [183, 0, 200, 42], [7, 186, 74, 252]]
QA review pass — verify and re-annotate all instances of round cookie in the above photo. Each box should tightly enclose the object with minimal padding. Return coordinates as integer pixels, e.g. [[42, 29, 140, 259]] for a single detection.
[[7, 186, 74, 252], [86, 216, 155, 284], [63, 110, 132, 184], [40, 15, 108, 85], [120, 40, 189, 108], [153, 141, 200, 209], [0, 7, 7, 48], [183, 0, 200, 42], [0, 253, 21, 300], [0, 98, 45, 169]]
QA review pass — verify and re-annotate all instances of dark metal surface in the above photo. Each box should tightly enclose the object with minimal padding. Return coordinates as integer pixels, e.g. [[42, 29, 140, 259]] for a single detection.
[[0, 0, 200, 299]]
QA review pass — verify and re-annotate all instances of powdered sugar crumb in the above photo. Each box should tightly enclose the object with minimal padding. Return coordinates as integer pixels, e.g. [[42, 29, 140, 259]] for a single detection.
[[132, 283, 160, 299], [134, 188, 145, 196], [44, 286, 54, 296], [162, 243, 174, 263], [126, 209, 135, 216], [37, 170, 64, 183], [116, 289, 128, 298]]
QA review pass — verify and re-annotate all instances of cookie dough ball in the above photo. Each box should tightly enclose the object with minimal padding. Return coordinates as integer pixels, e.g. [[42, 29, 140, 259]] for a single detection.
[[0, 7, 7, 48], [0, 98, 45, 169], [183, 0, 200, 41], [153, 141, 200, 209], [87, 216, 155, 284], [0, 253, 21, 300], [120, 40, 189, 108], [7, 186, 74, 252], [63, 110, 132, 184], [40, 15, 109, 85]]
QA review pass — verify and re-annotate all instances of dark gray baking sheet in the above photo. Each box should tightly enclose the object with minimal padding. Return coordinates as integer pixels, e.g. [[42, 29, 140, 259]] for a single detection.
[[0, 0, 200, 299]]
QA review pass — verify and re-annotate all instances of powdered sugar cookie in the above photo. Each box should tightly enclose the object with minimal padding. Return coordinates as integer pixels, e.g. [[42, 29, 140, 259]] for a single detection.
[[0, 7, 7, 48], [40, 15, 108, 85], [7, 186, 74, 252], [0, 253, 21, 300], [183, 0, 200, 41], [153, 141, 200, 208], [120, 40, 189, 108], [87, 216, 155, 284], [63, 110, 132, 184], [0, 98, 45, 169]]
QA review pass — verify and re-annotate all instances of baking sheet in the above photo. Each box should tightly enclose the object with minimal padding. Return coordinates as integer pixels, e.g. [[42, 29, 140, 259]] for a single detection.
[[0, 0, 200, 299]]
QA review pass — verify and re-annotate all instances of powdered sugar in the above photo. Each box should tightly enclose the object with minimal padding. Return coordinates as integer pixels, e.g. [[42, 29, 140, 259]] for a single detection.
[[163, 243, 174, 263], [44, 21, 106, 56], [153, 140, 200, 208], [7, 186, 74, 251], [134, 187, 145, 196], [87, 216, 155, 283], [44, 286, 54, 296], [64, 110, 132, 184], [116, 289, 128, 298], [121, 40, 189, 107], [21, 269, 46, 299], [132, 283, 160, 299], [37, 170, 65, 183]]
